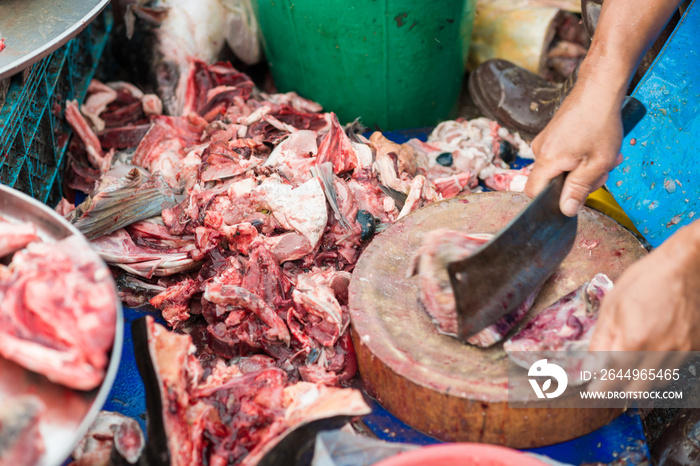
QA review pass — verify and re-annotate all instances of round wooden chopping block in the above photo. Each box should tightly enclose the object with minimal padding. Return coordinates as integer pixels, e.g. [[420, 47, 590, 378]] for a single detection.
[[348, 192, 648, 448]]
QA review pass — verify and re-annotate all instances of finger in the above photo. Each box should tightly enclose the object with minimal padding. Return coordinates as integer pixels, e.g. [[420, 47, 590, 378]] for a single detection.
[[588, 352, 641, 393], [626, 352, 671, 394], [531, 132, 545, 156], [613, 153, 624, 168], [589, 319, 616, 352], [591, 173, 609, 193], [524, 163, 563, 199], [588, 296, 618, 352], [560, 161, 611, 216]]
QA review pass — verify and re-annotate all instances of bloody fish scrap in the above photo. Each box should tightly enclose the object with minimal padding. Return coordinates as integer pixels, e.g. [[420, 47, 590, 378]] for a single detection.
[[0, 235, 117, 391], [132, 316, 369, 466], [0, 218, 38, 257], [410, 229, 539, 347], [505, 273, 614, 354], [68, 411, 145, 466], [504, 273, 614, 377]]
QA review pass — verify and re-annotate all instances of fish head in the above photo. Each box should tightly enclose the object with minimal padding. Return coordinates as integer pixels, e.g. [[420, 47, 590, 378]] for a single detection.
[[154, 59, 182, 116]]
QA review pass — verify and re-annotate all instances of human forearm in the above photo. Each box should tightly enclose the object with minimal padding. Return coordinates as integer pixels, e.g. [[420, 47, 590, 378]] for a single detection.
[[525, 0, 685, 215], [578, 0, 683, 100]]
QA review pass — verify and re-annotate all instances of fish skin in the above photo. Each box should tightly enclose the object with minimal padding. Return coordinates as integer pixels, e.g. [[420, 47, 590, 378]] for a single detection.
[[116, 274, 166, 308], [70, 166, 178, 240], [119, 0, 228, 116]]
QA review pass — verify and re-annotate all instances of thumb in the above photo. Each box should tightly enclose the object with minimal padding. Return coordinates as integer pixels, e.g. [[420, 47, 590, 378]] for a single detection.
[[524, 164, 562, 199], [560, 164, 609, 216], [588, 296, 620, 352], [588, 320, 616, 352]]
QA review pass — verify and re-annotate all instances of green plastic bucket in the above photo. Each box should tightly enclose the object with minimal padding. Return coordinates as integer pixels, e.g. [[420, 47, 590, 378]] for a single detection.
[[253, 0, 476, 130]]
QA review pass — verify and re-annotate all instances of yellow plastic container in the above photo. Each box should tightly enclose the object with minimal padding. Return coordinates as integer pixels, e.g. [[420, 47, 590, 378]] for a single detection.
[[586, 188, 642, 235]]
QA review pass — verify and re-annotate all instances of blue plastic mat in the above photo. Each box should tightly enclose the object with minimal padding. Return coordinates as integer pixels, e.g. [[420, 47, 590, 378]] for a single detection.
[[608, 0, 700, 247], [103, 306, 164, 435], [362, 400, 650, 465], [0, 6, 112, 205]]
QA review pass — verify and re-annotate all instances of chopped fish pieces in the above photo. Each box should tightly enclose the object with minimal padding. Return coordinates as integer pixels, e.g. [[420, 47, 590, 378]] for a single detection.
[[132, 316, 369, 466], [204, 282, 292, 345], [0, 219, 37, 257], [411, 229, 539, 347], [69, 411, 145, 466], [504, 274, 613, 383], [0, 235, 117, 390], [62, 55, 536, 465], [505, 273, 614, 359]]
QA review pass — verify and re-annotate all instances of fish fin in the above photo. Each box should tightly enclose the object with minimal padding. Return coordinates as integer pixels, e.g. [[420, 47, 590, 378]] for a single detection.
[[72, 170, 177, 240], [344, 118, 367, 143], [379, 184, 407, 210], [311, 162, 352, 232]]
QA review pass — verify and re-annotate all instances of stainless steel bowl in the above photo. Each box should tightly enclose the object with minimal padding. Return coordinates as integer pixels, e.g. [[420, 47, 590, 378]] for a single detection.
[[0, 0, 110, 79], [0, 184, 123, 466]]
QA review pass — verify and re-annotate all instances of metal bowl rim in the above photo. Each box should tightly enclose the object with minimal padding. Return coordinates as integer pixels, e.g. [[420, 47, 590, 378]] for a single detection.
[[0, 184, 124, 466], [0, 0, 111, 80]]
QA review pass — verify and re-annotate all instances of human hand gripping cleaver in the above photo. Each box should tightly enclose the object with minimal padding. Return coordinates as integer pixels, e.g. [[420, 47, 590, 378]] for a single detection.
[[448, 96, 647, 342]]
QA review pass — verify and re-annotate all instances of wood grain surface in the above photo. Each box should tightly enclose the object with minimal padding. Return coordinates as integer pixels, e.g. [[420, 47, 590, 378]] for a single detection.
[[349, 192, 647, 447]]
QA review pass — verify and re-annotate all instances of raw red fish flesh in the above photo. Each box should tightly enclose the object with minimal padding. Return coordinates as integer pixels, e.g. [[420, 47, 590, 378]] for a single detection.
[[133, 316, 369, 466], [504, 273, 613, 361], [505, 274, 613, 384], [0, 218, 37, 257], [0, 235, 117, 390], [411, 229, 539, 347]]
